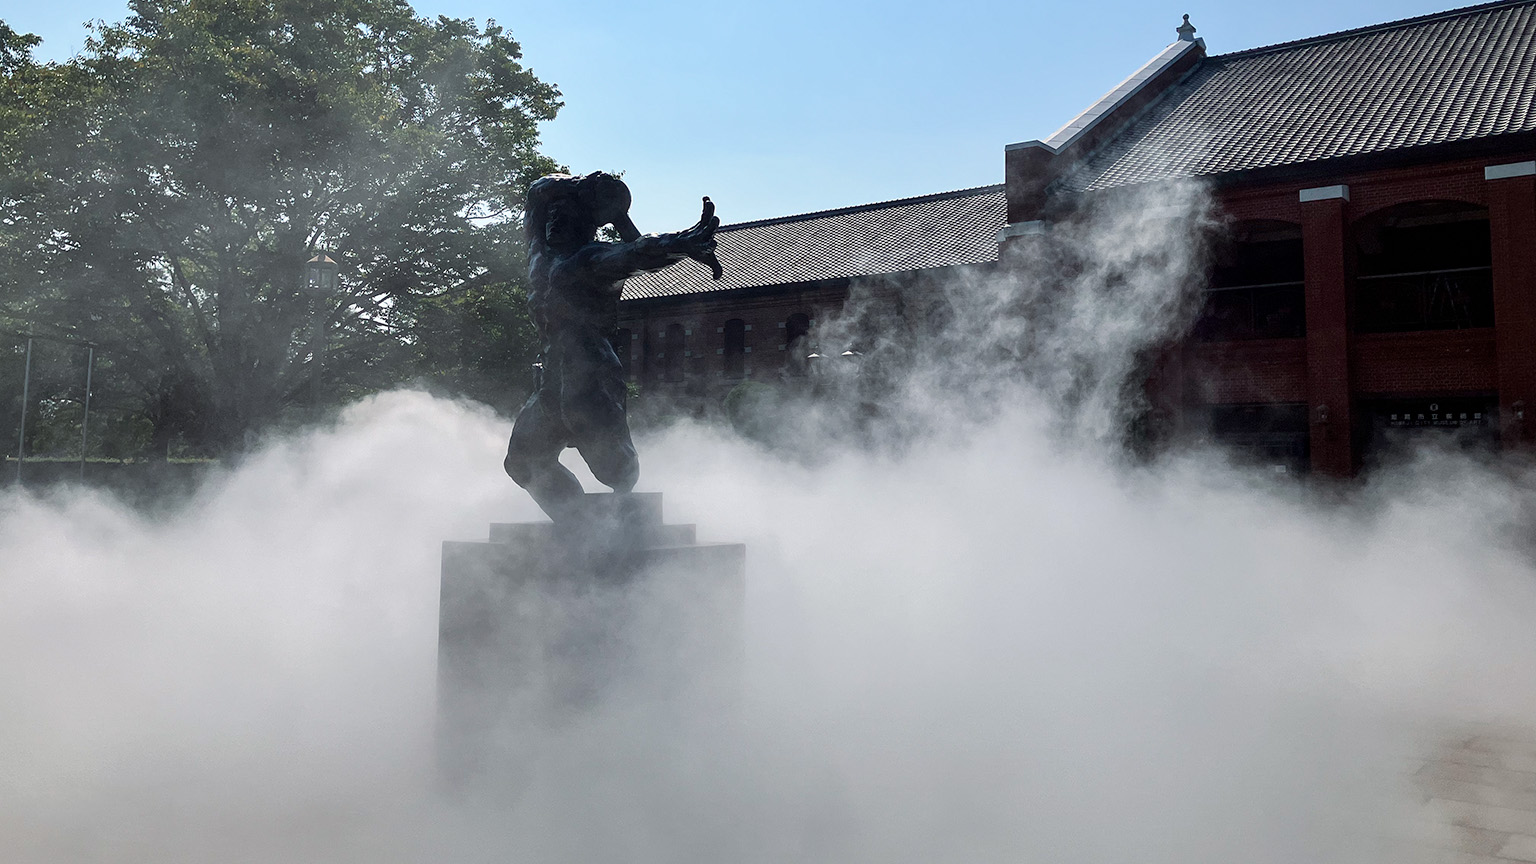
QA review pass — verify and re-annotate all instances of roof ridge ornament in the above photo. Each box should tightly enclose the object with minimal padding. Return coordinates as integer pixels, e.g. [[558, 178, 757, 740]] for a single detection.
[[1177, 13, 1197, 42]]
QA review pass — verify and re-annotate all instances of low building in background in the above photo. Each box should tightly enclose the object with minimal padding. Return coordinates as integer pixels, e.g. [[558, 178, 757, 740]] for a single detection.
[[617, 186, 1005, 402], [619, 0, 1536, 475]]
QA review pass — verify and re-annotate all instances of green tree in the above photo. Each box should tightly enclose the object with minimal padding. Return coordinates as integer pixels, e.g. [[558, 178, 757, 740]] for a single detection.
[[0, 0, 559, 456], [401, 278, 541, 413]]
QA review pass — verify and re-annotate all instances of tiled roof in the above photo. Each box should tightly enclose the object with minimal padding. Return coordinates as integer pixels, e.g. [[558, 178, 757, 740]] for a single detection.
[[620, 185, 1005, 301], [1060, 0, 1536, 193]]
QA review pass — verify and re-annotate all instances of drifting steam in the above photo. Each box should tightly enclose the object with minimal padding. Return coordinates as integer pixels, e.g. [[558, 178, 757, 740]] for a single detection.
[[2, 182, 1534, 863]]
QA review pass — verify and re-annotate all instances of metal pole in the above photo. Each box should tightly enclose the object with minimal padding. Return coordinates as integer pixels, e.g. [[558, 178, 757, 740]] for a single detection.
[[79, 346, 93, 481], [16, 337, 31, 485], [310, 319, 322, 422]]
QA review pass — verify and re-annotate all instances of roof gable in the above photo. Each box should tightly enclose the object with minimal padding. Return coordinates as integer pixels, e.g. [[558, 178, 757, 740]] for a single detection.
[[1040, 40, 1202, 153]]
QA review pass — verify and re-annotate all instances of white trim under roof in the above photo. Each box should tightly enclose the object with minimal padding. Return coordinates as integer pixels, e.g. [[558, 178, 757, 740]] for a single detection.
[[997, 221, 1048, 241], [1486, 161, 1536, 180], [1300, 185, 1350, 202], [1005, 40, 1201, 155]]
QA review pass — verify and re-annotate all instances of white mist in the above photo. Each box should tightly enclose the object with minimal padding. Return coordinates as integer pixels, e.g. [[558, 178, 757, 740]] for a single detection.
[[2, 183, 1533, 862]]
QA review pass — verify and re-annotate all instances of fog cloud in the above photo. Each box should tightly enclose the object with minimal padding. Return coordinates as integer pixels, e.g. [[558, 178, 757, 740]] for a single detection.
[[2, 182, 1534, 862]]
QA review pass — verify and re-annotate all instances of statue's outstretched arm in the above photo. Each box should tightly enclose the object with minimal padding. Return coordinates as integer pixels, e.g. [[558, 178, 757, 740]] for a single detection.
[[583, 197, 723, 284]]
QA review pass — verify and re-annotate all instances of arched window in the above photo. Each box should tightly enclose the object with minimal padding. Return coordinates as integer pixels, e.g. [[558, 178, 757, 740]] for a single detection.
[[784, 312, 811, 376], [1195, 221, 1304, 341], [1354, 201, 1492, 333], [610, 328, 632, 378], [722, 319, 745, 378], [663, 323, 685, 382]]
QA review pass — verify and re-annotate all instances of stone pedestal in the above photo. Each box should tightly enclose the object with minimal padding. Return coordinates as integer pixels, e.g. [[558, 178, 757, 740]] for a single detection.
[[437, 492, 744, 788]]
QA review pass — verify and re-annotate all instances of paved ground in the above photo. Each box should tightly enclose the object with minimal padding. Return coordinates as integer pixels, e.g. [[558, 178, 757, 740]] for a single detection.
[[1406, 730, 1536, 863]]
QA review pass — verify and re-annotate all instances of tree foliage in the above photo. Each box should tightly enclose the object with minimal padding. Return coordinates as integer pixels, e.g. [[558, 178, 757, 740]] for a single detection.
[[0, 0, 560, 456]]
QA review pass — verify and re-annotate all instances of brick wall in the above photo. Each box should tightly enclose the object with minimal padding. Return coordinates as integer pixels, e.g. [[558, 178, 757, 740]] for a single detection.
[[619, 283, 847, 396], [1219, 154, 1503, 224], [1181, 148, 1536, 474], [1352, 330, 1498, 394], [1186, 339, 1307, 404]]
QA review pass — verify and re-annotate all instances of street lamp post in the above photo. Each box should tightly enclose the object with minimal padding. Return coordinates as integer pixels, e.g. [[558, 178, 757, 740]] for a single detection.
[[15, 336, 31, 485], [305, 253, 339, 420], [79, 345, 94, 480]]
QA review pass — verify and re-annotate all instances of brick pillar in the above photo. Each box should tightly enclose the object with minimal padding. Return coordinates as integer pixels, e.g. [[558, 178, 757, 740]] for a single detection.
[[1004, 143, 1055, 224], [1487, 161, 1536, 447], [1145, 344, 1185, 444], [1300, 186, 1354, 476]]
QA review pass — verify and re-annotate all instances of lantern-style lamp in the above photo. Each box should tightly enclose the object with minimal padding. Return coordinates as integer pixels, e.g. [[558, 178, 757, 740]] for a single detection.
[[305, 252, 339, 294], [303, 253, 338, 419]]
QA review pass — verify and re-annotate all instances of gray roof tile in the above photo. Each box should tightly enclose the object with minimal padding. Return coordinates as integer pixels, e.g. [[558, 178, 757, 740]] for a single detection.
[[620, 186, 1005, 301], [1060, 0, 1536, 193]]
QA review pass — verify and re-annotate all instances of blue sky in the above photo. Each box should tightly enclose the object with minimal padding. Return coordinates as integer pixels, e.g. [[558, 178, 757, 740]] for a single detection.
[[9, 0, 1454, 229]]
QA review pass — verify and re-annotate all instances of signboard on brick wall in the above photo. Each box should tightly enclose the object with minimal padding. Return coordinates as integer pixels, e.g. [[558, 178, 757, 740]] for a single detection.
[[1381, 398, 1490, 429]]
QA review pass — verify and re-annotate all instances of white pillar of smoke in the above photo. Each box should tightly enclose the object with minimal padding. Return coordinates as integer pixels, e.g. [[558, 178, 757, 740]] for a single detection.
[[1, 181, 1535, 863], [791, 181, 1214, 453]]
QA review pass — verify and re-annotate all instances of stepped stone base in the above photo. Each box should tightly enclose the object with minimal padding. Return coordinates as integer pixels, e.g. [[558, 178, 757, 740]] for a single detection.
[[437, 492, 744, 788]]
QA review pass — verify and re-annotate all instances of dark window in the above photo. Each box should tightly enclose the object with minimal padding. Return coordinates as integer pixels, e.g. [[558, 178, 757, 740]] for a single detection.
[[723, 319, 745, 378], [1195, 222, 1305, 342], [1355, 202, 1493, 333], [610, 328, 632, 378], [784, 312, 811, 376], [663, 323, 685, 382], [1207, 402, 1310, 474]]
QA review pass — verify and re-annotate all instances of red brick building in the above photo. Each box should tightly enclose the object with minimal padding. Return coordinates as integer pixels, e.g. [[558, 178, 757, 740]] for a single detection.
[[617, 186, 1005, 401], [620, 0, 1536, 475]]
